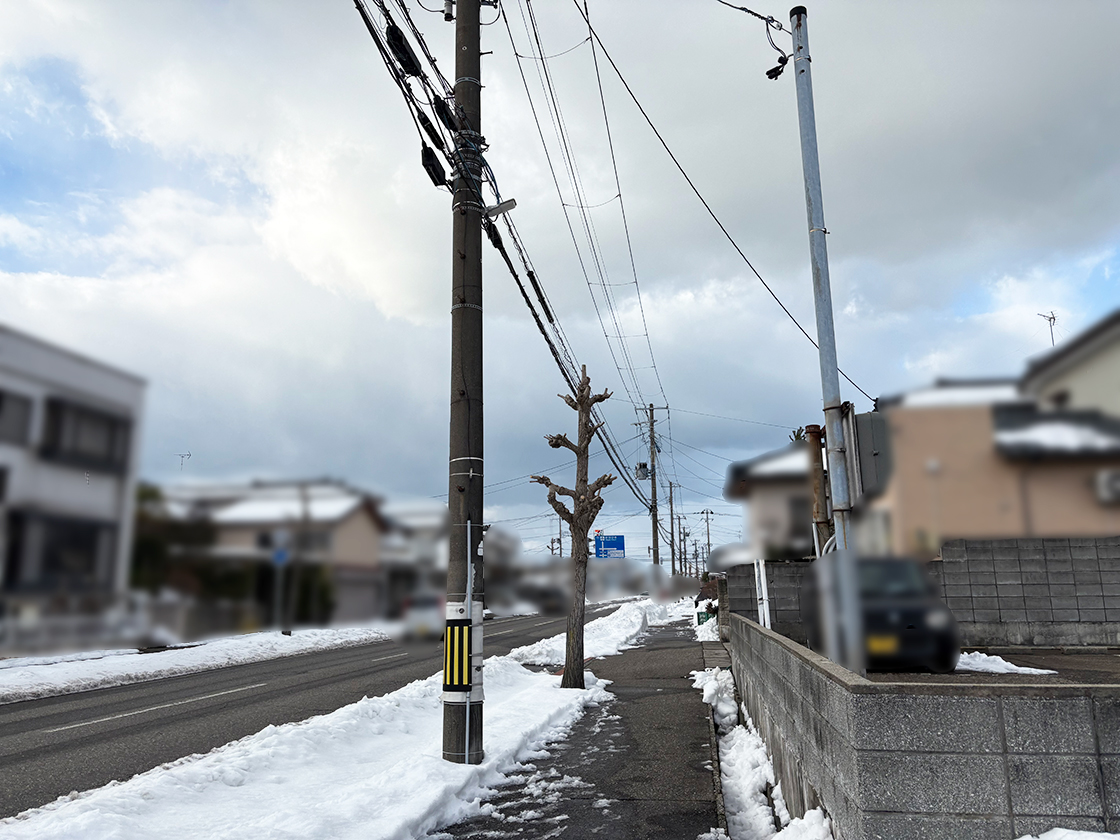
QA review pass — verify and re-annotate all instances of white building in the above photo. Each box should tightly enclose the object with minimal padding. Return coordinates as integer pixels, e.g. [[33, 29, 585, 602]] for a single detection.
[[0, 324, 145, 643]]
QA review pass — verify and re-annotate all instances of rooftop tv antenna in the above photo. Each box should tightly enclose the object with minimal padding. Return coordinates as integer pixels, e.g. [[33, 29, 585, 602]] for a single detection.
[[1038, 311, 1057, 346]]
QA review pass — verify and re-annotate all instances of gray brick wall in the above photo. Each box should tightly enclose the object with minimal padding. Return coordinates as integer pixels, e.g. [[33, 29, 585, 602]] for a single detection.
[[727, 613, 1120, 840], [726, 559, 811, 644], [932, 537, 1120, 646]]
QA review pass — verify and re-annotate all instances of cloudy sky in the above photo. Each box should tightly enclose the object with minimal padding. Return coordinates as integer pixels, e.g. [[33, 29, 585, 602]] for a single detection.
[[1, 0, 1117, 557]]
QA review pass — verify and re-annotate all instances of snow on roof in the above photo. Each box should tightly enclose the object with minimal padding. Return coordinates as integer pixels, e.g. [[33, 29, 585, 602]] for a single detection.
[[750, 447, 810, 476], [211, 495, 362, 525], [994, 422, 1120, 452], [901, 383, 1021, 408]]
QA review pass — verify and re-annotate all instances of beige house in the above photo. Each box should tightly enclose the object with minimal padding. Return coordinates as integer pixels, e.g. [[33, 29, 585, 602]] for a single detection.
[[164, 480, 397, 624], [862, 381, 1120, 557]]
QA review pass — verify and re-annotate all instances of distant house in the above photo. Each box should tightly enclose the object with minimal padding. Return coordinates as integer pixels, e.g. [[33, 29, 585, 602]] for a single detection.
[[154, 481, 448, 634], [0, 324, 145, 650], [723, 443, 815, 560]]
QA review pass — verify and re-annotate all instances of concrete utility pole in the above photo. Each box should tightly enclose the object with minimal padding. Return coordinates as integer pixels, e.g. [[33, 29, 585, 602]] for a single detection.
[[443, 0, 484, 765], [701, 509, 713, 560], [678, 519, 689, 577], [647, 404, 662, 566], [557, 513, 563, 556], [790, 6, 853, 552], [805, 424, 831, 555], [668, 482, 676, 575]]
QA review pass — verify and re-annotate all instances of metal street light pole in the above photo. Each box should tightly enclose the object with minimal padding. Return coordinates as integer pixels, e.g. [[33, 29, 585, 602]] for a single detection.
[[790, 5, 852, 551]]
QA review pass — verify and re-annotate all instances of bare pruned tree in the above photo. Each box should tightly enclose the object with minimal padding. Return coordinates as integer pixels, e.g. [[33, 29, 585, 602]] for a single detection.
[[531, 366, 615, 689]]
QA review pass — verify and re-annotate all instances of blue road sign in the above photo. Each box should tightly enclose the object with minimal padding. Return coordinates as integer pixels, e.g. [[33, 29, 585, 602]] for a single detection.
[[594, 535, 625, 559], [272, 547, 289, 566]]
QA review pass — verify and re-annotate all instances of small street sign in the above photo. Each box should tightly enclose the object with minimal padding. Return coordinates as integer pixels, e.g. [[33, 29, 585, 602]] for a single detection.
[[594, 534, 625, 559], [272, 547, 289, 567]]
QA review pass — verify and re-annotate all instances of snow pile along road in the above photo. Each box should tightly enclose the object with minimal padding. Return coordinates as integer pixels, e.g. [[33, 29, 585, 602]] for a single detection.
[[0, 628, 390, 704], [1, 599, 683, 838], [955, 651, 1057, 675], [1015, 830, 1120, 840], [508, 598, 691, 666], [693, 668, 833, 840], [0, 656, 610, 840]]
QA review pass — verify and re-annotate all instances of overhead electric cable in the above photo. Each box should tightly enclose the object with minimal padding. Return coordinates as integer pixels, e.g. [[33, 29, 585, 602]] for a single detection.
[[570, 0, 874, 404]]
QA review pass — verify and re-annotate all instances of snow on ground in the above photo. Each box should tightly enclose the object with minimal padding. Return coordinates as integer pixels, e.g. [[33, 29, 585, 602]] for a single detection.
[[0, 599, 689, 839], [956, 651, 1058, 675], [695, 615, 721, 642], [1015, 831, 1120, 840], [693, 668, 833, 840], [0, 656, 610, 840], [507, 598, 692, 666], [0, 628, 390, 704]]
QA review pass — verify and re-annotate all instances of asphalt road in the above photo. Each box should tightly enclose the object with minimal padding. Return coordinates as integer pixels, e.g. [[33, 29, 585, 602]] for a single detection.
[[0, 606, 619, 818]]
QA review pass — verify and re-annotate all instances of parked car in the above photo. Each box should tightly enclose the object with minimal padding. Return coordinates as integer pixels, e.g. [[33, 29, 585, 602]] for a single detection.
[[402, 592, 444, 640], [804, 557, 960, 673]]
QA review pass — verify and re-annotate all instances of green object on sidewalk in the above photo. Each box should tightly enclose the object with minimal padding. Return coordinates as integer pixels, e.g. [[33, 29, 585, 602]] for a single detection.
[[697, 612, 714, 625]]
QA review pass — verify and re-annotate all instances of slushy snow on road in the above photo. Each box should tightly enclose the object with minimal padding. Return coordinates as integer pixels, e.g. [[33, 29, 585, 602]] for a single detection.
[[0, 600, 680, 839], [0, 627, 391, 704]]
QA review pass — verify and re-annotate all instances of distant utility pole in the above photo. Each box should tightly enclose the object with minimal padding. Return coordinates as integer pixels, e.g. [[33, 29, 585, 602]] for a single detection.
[[1038, 311, 1057, 346], [790, 6, 853, 552], [558, 513, 563, 556], [444, 0, 484, 765], [282, 482, 311, 636], [668, 482, 676, 575], [678, 519, 690, 577], [645, 405, 668, 566], [700, 509, 713, 561]]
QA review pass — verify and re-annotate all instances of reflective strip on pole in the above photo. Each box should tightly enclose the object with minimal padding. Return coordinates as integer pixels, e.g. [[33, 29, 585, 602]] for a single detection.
[[443, 619, 473, 691]]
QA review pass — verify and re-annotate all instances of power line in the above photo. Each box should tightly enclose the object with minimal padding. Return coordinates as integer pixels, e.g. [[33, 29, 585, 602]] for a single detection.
[[570, 0, 874, 404], [671, 407, 794, 430]]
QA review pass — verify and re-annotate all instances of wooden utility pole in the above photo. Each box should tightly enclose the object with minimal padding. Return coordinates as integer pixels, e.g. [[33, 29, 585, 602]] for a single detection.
[[443, 0, 484, 765], [532, 366, 615, 689]]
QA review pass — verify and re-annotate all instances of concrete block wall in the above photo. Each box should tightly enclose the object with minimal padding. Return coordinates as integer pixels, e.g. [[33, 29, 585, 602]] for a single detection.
[[728, 613, 1120, 839], [932, 537, 1120, 646], [726, 559, 811, 644]]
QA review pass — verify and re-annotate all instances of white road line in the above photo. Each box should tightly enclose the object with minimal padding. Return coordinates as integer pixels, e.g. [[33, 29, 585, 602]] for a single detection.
[[43, 682, 269, 734], [531, 619, 564, 628], [484, 627, 528, 638], [370, 653, 408, 664]]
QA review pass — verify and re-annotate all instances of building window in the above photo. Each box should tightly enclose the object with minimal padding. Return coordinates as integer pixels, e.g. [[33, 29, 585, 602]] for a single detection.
[[0, 390, 31, 446], [297, 530, 331, 552], [3, 511, 116, 592], [789, 496, 812, 543], [40, 398, 131, 473]]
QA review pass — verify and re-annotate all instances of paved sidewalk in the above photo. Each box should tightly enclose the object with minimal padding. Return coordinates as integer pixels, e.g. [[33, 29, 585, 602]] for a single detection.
[[441, 618, 721, 840]]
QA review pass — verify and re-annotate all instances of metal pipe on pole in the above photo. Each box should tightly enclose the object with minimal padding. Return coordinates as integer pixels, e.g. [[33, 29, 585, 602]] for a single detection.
[[804, 424, 831, 555], [443, 0, 484, 765], [789, 5, 852, 552]]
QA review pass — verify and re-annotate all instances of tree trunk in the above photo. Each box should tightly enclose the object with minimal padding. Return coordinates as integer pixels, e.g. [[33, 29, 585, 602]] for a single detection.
[[530, 365, 614, 692], [562, 551, 588, 688]]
